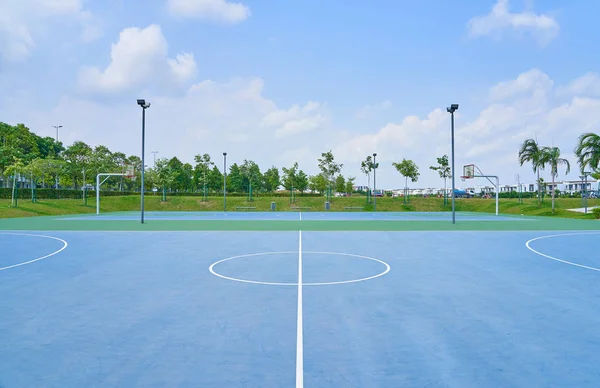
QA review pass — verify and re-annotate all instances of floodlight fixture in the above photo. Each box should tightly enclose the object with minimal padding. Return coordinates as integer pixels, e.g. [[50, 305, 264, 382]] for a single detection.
[[137, 99, 151, 109], [447, 104, 459, 113]]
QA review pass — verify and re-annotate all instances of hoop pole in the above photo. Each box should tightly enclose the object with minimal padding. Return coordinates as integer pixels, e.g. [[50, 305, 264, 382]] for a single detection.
[[496, 176, 499, 216], [96, 173, 100, 215], [471, 174, 499, 216], [96, 173, 125, 215]]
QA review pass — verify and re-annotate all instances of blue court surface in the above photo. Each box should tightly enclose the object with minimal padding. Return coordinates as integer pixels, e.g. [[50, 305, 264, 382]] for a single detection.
[[2, 230, 600, 387], [58, 211, 531, 221]]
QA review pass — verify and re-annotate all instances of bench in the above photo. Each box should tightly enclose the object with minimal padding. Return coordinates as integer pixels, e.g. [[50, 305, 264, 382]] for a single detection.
[[344, 207, 363, 211], [235, 206, 256, 211], [291, 207, 311, 211]]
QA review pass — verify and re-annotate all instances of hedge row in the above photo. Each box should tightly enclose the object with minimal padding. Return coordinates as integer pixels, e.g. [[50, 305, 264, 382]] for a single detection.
[[0, 188, 324, 200], [0, 188, 137, 200]]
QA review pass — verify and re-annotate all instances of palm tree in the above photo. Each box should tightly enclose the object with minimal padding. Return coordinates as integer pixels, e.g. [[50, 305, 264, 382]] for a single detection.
[[574, 132, 600, 173], [518, 138, 545, 205], [540, 146, 570, 213]]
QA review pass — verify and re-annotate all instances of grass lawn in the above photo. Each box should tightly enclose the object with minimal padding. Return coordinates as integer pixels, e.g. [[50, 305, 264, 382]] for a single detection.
[[0, 194, 598, 219]]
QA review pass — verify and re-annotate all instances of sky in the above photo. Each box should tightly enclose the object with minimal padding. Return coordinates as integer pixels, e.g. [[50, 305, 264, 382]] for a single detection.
[[1, 0, 599, 189]]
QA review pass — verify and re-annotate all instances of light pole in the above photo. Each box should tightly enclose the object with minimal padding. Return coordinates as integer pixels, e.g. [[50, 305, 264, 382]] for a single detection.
[[447, 103, 459, 224], [53, 125, 62, 189], [137, 99, 151, 224], [152, 151, 158, 166], [373, 153, 377, 212], [223, 152, 227, 211]]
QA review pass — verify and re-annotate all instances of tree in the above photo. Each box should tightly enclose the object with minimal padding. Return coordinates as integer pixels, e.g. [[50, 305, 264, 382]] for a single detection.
[[194, 153, 214, 199], [4, 158, 25, 206], [239, 159, 261, 200], [208, 165, 224, 192], [227, 163, 245, 193], [308, 174, 328, 194], [360, 155, 377, 198], [154, 157, 175, 201], [282, 162, 299, 192], [392, 159, 420, 203], [540, 146, 570, 213], [317, 151, 343, 201], [430, 155, 451, 202], [344, 176, 356, 194], [335, 175, 346, 193], [63, 141, 95, 189], [296, 170, 309, 193], [518, 138, 545, 205], [262, 166, 281, 192], [574, 133, 600, 174]]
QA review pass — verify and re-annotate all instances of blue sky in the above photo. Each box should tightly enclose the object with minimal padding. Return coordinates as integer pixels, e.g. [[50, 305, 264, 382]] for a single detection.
[[1, 0, 599, 188]]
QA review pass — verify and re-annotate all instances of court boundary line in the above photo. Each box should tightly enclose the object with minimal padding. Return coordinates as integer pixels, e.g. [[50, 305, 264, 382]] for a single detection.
[[0, 232, 68, 271], [525, 232, 600, 272], [296, 231, 304, 388], [208, 251, 391, 286]]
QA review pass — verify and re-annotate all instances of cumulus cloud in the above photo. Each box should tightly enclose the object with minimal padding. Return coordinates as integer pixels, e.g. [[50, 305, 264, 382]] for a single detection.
[[556, 72, 600, 98], [333, 68, 600, 188], [260, 101, 329, 138], [77, 25, 198, 94], [467, 0, 559, 46], [8, 68, 600, 189], [0, 0, 99, 61], [166, 0, 251, 23], [355, 100, 392, 119]]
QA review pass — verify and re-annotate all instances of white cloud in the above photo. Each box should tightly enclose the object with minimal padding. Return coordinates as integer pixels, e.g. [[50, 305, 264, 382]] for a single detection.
[[333, 68, 600, 188], [0, 0, 99, 61], [467, 0, 559, 46], [489, 68, 553, 101], [556, 72, 600, 97], [166, 0, 251, 23], [260, 101, 329, 138], [78, 25, 198, 94], [6, 67, 600, 190], [355, 100, 392, 119]]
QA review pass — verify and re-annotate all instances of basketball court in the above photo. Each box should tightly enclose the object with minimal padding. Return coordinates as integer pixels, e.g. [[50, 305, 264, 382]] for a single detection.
[[1, 207, 600, 387]]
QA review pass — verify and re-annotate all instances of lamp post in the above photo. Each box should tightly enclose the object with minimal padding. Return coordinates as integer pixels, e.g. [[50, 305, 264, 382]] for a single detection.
[[372, 153, 377, 212], [53, 125, 62, 189], [137, 99, 151, 224], [446, 104, 459, 224], [152, 151, 158, 166], [223, 152, 227, 211]]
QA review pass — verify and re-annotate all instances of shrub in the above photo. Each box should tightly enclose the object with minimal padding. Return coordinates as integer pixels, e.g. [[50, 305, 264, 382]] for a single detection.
[[593, 207, 600, 219]]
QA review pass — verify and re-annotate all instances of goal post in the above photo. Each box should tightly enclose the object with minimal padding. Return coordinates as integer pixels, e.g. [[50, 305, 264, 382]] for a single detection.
[[96, 165, 134, 215], [462, 164, 500, 216]]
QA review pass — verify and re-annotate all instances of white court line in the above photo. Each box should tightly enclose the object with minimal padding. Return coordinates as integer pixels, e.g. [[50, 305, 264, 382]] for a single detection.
[[0, 232, 68, 271], [296, 231, 304, 388], [299, 212, 302, 221], [525, 232, 600, 272]]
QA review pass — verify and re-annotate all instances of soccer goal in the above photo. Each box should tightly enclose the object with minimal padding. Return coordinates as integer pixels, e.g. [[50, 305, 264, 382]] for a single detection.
[[461, 164, 500, 216], [96, 165, 134, 215]]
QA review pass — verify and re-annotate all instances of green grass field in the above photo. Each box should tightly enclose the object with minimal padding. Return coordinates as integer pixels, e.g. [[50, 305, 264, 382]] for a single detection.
[[1, 194, 598, 219]]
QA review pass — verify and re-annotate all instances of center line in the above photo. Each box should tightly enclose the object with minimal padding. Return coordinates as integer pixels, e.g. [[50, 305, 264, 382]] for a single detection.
[[296, 230, 304, 388]]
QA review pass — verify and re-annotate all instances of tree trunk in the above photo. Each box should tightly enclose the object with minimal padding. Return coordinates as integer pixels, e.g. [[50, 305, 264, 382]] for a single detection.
[[551, 174, 555, 212], [537, 170, 541, 205]]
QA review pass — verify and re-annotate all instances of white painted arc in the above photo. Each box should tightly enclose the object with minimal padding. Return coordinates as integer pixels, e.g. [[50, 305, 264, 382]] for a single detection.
[[296, 231, 304, 388], [0, 232, 68, 271], [208, 251, 391, 286], [525, 232, 600, 272]]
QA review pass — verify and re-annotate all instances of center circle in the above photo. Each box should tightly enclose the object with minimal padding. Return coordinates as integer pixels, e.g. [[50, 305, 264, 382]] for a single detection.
[[209, 251, 390, 286]]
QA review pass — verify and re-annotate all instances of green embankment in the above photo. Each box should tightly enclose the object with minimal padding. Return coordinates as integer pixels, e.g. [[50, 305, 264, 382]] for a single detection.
[[1, 195, 598, 219]]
